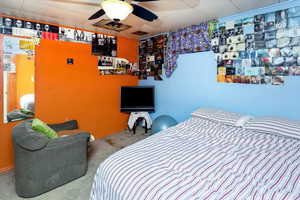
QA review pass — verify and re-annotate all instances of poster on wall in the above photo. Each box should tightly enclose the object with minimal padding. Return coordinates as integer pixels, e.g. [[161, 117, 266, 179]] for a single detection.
[[59, 27, 93, 43], [139, 34, 167, 80], [211, 6, 300, 86], [91, 33, 117, 57], [97, 56, 137, 75], [0, 16, 116, 52], [0, 17, 60, 39]]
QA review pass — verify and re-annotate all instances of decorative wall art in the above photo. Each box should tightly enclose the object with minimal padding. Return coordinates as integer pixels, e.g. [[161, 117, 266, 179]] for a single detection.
[[97, 56, 137, 75], [0, 16, 118, 54], [0, 17, 59, 40], [92, 34, 117, 57], [139, 34, 167, 80], [165, 23, 211, 78], [212, 6, 300, 85]]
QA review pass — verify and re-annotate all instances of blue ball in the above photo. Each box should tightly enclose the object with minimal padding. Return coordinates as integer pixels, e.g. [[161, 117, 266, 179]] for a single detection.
[[152, 115, 178, 134]]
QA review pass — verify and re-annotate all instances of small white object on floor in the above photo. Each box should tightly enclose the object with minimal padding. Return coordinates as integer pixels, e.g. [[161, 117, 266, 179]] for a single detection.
[[90, 134, 95, 142], [128, 112, 152, 130]]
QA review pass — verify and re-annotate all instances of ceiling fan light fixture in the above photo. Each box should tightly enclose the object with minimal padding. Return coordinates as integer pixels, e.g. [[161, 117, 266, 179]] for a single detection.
[[101, 0, 133, 21]]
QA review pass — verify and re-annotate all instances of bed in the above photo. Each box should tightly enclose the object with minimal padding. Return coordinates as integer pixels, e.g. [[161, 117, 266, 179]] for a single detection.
[[90, 109, 300, 200]]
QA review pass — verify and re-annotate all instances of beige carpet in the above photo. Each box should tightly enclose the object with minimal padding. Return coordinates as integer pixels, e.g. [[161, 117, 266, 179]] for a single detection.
[[0, 128, 149, 200]]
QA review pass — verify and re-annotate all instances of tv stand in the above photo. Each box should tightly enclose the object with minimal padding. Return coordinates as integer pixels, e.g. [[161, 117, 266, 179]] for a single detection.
[[128, 112, 152, 134]]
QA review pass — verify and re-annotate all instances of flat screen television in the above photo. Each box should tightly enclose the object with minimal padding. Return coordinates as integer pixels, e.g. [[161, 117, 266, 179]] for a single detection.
[[121, 86, 155, 112]]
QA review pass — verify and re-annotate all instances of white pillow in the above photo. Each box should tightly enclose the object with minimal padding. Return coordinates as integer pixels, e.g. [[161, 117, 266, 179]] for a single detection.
[[244, 117, 300, 139], [191, 108, 252, 127]]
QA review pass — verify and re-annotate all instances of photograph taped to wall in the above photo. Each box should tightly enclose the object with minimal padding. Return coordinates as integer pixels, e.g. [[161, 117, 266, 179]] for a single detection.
[[236, 43, 246, 51], [212, 46, 219, 53], [224, 60, 233, 67], [265, 39, 277, 48], [285, 56, 297, 66], [290, 37, 300, 46], [277, 37, 290, 48], [264, 12, 276, 30], [276, 29, 290, 39], [272, 57, 285, 66], [280, 47, 293, 57], [226, 67, 236, 75], [265, 30, 277, 40], [219, 45, 227, 53], [272, 76, 285, 85], [226, 21, 235, 30], [292, 46, 300, 56], [254, 14, 265, 24], [289, 66, 300, 75], [270, 67, 289, 76], [218, 67, 226, 75], [231, 52, 239, 59], [217, 74, 226, 83], [243, 24, 254, 35], [13, 19, 24, 28], [276, 9, 288, 29], [228, 44, 237, 52], [254, 23, 264, 32]]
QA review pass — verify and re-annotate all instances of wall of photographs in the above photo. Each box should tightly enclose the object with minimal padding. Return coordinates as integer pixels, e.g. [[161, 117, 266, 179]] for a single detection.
[[139, 34, 168, 80], [92, 34, 117, 57], [165, 23, 211, 78], [0, 16, 117, 51], [211, 6, 300, 85], [97, 56, 137, 75]]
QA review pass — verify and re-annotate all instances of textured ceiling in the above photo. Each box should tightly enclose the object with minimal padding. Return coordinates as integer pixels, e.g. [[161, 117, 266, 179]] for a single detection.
[[0, 0, 282, 38]]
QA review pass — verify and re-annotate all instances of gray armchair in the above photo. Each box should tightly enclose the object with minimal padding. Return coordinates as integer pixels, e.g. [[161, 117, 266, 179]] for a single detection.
[[12, 120, 90, 198]]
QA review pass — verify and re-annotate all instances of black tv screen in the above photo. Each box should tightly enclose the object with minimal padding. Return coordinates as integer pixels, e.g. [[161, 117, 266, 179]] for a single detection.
[[121, 86, 155, 112]]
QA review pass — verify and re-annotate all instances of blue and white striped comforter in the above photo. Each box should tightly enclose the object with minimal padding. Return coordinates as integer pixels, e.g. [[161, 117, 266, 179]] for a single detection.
[[90, 117, 300, 200]]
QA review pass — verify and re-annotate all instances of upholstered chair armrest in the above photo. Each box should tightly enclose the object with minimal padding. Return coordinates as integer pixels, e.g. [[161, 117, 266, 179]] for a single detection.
[[48, 120, 78, 132], [45, 132, 90, 149], [13, 120, 49, 151]]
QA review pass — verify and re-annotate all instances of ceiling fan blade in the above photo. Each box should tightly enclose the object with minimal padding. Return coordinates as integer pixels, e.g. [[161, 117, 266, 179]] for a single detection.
[[131, 4, 158, 22], [88, 9, 105, 20], [49, 0, 99, 7]]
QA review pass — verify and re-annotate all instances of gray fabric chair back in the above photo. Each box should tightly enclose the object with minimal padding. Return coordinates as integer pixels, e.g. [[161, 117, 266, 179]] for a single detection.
[[12, 119, 90, 198], [13, 120, 49, 151]]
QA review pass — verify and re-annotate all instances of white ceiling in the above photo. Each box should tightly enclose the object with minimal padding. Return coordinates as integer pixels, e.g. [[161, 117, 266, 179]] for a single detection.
[[0, 0, 283, 38]]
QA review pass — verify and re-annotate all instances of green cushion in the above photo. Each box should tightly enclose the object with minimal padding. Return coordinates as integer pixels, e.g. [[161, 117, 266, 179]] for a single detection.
[[32, 118, 58, 139]]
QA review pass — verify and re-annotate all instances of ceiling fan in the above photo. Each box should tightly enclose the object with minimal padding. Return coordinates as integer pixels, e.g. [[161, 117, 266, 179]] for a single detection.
[[50, 0, 159, 22]]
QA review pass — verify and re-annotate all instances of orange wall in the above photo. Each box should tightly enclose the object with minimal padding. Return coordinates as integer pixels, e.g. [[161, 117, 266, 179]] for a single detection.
[[8, 73, 17, 111], [117, 36, 139, 63], [0, 36, 139, 172]]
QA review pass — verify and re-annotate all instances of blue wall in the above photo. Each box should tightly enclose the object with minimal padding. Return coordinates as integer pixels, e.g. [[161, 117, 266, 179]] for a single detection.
[[140, 0, 300, 122]]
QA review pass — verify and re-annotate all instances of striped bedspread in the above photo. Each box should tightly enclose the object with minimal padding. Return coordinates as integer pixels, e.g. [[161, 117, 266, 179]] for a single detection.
[[90, 117, 300, 200]]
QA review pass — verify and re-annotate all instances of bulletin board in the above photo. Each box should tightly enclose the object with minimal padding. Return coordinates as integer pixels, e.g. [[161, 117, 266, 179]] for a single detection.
[[211, 6, 300, 85]]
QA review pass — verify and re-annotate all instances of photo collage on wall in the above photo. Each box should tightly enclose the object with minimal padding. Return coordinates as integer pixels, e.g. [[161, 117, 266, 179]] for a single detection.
[[211, 6, 300, 85], [165, 23, 211, 78], [0, 17, 59, 40], [92, 34, 117, 57], [139, 34, 168, 80], [0, 16, 114, 45]]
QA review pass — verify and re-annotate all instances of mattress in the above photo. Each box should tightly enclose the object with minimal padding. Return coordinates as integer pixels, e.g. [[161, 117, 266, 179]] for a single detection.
[[90, 117, 300, 200]]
